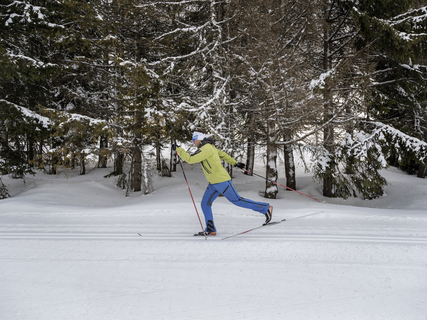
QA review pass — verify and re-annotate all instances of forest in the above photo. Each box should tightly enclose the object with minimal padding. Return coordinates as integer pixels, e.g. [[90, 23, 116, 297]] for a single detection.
[[1, 0, 427, 200]]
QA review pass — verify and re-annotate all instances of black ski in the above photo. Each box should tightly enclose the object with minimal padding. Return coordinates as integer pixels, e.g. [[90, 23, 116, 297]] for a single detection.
[[193, 231, 215, 237], [221, 211, 323, 240]]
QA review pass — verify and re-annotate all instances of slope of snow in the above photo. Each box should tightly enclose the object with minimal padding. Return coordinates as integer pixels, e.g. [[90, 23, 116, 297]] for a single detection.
[[1, 163, 426, 320]]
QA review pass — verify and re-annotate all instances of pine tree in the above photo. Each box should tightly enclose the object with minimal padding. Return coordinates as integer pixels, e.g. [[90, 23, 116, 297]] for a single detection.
[[356, 1, 427, 175], [310, 0, 373, 198], [312, 0, 427, 199], [51, 0, 117, 172], [0, 1, 62, 179]]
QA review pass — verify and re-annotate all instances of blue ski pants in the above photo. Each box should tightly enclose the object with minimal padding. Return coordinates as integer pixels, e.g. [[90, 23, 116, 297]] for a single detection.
[[201, 180, 270, 231]]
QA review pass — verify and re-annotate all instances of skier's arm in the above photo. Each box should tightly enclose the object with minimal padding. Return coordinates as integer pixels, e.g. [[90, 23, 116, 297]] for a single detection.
[[217, 149, 238, 166], [176, 146, 210, 164]]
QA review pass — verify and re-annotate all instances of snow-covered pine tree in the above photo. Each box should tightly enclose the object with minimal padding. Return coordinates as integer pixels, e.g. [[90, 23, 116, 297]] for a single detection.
[[329, 122, 427, 198], [354, 1, 427, 176], [308, 0, 402, 198], [310, 0, 372, 198], [0, 1, 62, 178], [117, 1, 161, 193], [0, 0, 120, 178], [311, 0, 427, 198], [0, 176, 9, 199], [0, 103, 50, 178], [52, 1, 118, 173]]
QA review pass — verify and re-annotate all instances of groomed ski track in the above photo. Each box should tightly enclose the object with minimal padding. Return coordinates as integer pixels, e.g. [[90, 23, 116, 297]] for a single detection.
[[1, 165, 427, 320], [2, 232, 427, 244]]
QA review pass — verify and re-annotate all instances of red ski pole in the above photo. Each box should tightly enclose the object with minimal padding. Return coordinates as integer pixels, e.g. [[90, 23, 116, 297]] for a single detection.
[[176, 151, 207, 239], [244, 169, 325, 204]]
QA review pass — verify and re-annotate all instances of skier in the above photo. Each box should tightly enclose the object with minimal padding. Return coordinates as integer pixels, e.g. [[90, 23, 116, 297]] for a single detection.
[[172, 131, 273, 236]]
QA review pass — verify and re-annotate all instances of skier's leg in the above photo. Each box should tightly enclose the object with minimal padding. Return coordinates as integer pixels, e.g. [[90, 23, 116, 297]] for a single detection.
[[201, 184, 220, 232], [219, 180, 270, 214]]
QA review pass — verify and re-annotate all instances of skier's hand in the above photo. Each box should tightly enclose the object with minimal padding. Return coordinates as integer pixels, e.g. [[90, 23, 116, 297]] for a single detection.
[[235, 162, 245, 169], [171, 143, 180, 151]]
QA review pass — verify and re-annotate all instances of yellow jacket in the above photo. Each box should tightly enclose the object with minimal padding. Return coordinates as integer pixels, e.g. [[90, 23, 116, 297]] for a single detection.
[[176, 139, 238, 184]]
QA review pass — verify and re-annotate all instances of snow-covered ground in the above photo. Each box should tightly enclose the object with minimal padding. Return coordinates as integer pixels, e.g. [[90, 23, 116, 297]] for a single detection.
[[1, 161, 427, 320]]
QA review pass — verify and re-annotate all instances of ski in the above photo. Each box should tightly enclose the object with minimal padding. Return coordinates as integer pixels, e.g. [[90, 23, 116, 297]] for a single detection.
[[193, 232, 215, 237], [221, 211, 323, 240]]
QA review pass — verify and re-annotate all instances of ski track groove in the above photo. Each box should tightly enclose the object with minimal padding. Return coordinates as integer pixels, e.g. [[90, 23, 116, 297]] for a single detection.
[[1, 232, 427, 244]]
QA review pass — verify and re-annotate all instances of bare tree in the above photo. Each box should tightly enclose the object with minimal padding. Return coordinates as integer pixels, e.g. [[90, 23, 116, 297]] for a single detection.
[[230, 0, 319, 198]]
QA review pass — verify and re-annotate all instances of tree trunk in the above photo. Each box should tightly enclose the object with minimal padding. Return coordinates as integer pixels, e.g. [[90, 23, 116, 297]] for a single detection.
[[142, 158, 154, 193], [245, 134, 255, 175], [170, 139, 177, 172], [50, 154, 58, 175], [345, 106, 355, 174], [131, 146, 142, 192], [417, 164, 426, 179], [284, 142, 296, 191], [71, 154, 76, 169], [131, 111, 143, 192], [80, 155, 85, 175], [98, 135, 108, 168], [322, 18, 334, 198], [1, 130, 8, 175], [156, 140, 161, 172], [27, 133, 35, 166], [114, 152, 124, 175], [265, 121, 278, 199], [322, 106, 334, 197], [48, 138, 58, 175], [161, 159, 171, 177]]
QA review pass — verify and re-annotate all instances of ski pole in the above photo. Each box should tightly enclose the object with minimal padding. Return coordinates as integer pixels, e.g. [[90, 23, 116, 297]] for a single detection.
[[244, 169, 325, 204], [175, 150, 207, 239]]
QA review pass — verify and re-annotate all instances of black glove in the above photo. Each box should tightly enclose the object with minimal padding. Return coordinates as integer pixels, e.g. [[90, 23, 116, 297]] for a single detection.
[[171, 143, 180, 151], [235, 162, 245, 169]]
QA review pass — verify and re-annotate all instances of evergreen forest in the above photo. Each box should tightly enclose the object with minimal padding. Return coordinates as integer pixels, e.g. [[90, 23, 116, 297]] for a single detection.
[[1, 0, 427, 200]]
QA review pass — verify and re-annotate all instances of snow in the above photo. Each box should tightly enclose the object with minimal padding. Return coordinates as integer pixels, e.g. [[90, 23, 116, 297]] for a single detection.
[[0, 99, 51, 127], [1, 161, 427, 320], [309, 69, 334, 90]]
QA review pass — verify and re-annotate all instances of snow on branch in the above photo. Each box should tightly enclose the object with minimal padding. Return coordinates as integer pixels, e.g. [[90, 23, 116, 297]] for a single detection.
[[370, 122, 427, 162], [196, 76, 230, 116], [4, 1, 64, 28], [148, 45, 209, 66], [309, 69, 334, 90], [390, 6, 427, 26], [154, 21, 210, 41], [395, 31, 427, 41], [6, 51, 57, 68], [59, 112, 108, 129], [347, 122, 427, 164], [136, 0, 210, 7], [354, 6, 427, 42], [5, 2, 45, 26], [0, 99, 110, 131], [314, 121, 427, 199], [0, 99, 51, 127]]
